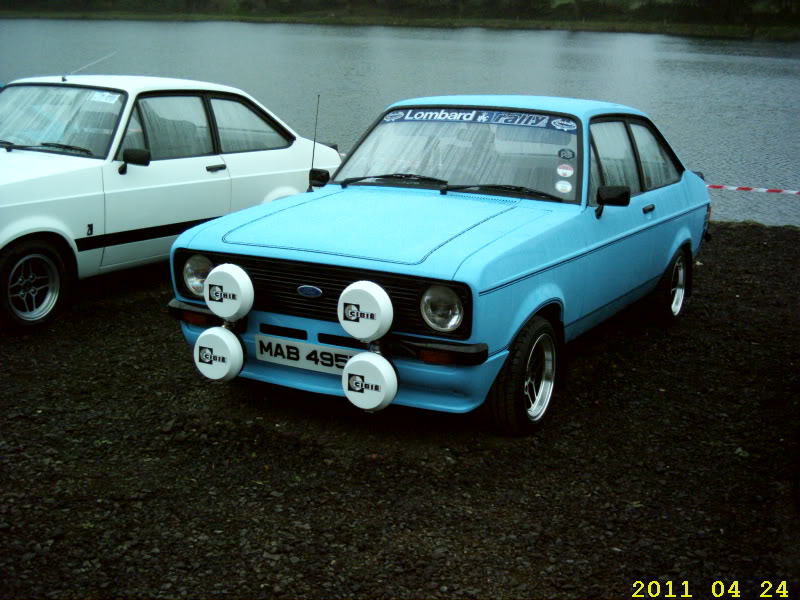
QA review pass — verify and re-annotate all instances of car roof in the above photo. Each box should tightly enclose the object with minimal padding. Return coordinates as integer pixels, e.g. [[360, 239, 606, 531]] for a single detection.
[[6, 74, 301, 138], [7, 74, 244, 96], [390, 95, 646, 121]]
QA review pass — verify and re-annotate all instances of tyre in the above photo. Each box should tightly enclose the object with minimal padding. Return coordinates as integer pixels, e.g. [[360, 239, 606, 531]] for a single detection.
[[0, 239, 71, 331], [653, 247, 690, 320], [485, 316, 558, 435]]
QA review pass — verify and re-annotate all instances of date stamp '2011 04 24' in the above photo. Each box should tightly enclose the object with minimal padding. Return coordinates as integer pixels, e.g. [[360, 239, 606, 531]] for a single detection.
[[632, 580, 791, 599]]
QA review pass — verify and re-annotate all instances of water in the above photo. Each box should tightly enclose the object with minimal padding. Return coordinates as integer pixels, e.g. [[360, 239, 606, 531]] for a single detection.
[[1, 18, 798, 225]]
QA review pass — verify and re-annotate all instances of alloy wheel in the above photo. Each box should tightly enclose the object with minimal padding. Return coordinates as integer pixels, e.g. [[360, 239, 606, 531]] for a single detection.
[[670, 253, 686, 316], [7, 253, 61, 322], [524, 332, 556, 422]]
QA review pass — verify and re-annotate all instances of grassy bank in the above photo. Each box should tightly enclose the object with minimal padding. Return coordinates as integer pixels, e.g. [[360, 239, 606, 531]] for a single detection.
[[1, 9, 798, 40]]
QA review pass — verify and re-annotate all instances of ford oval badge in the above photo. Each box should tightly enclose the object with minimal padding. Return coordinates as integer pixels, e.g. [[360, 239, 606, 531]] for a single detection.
[[297, 285, 323, 299]]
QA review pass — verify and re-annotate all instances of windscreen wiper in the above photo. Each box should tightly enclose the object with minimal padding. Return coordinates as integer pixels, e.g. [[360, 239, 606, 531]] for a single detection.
[[441, 183, 563, 203], [1, 140, 94, 155], [40, 142, 94, 156], [1, 139, 29, 152], [339, 173, 448, 188]]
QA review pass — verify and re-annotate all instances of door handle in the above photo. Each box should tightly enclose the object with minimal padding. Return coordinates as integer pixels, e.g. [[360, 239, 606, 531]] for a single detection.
[[206, 164, 227, 172], [642, 204, 655, 214]]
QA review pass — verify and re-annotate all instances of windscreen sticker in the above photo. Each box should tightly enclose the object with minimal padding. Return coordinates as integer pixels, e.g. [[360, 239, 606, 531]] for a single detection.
[[552, 118, 578, 132], [557, 164, 574, 178], [383, 108, 578, 134], [90, 91, 120, 104], [555, 180, 573, 194], [558, 148, 575, 160]]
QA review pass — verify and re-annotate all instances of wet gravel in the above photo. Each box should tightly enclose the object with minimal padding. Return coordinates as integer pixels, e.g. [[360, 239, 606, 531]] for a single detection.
[[1, 221, 798, 599]]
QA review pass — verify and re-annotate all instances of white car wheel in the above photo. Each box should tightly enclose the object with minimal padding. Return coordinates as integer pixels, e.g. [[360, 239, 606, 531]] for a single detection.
[[1, 240, 70, 330]]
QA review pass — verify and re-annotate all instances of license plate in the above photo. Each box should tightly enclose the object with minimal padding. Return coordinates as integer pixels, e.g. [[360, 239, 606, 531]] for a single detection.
[[255, 335, 358, 375]]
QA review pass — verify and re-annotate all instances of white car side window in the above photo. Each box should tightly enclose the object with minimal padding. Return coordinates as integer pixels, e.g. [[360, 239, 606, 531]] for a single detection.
[[138, 96, 213, 160], [211, 98, 289, 153]]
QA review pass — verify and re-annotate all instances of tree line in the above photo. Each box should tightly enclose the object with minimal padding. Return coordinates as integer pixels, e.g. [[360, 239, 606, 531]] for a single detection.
[[3, 0, 798, 24]]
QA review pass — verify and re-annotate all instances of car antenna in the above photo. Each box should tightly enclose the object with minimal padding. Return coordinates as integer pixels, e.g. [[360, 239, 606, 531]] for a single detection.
[[62, 50, 118, 82], [307, 93, 320, 193]]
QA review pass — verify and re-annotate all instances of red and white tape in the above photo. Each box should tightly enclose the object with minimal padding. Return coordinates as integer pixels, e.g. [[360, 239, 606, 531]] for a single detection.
[[707, 184, 799, 195]]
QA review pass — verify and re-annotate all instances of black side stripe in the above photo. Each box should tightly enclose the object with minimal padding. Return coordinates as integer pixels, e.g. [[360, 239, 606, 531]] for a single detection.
[[75, 217, 219, 252]]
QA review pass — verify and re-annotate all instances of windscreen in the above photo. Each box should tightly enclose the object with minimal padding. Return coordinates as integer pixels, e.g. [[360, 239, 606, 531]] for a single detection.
[[336, 107, 581, 203], [0, 84, 124, 158]]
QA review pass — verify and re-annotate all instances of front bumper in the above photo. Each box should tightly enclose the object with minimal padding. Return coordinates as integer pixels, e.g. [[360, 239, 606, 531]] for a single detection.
[[169, 299, 504, 413]]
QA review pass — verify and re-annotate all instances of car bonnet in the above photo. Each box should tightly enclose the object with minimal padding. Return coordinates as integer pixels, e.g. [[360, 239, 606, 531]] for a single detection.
[[0, 149, 98, 185], [200, 186, 550, 271], [0, 150, 100, 206]]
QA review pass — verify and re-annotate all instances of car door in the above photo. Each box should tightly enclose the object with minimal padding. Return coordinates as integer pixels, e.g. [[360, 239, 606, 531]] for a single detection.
[[579, 118, 654, 325], [207, 95, 300, 212], [627, 120, 686, 277], [100, 93, 231, 268]]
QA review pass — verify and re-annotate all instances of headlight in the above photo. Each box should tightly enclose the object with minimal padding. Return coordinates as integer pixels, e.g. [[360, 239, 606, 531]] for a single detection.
[[183, 254, 213, 297], [420, 285, 463, 333]]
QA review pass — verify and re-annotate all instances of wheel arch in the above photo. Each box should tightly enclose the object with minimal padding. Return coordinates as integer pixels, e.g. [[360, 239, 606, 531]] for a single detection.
[[0, 230, 78, 329], [678, 239, 694, 296], [535, 301, 565, 344], [1, 230, 78, 280], [482, 299, 563, 435], [665, 237, 694, 297], [477, 277, 569, 354], [508, 296, 566, 351], [261, 184, 303, 204], [657, 227, 694, 296]]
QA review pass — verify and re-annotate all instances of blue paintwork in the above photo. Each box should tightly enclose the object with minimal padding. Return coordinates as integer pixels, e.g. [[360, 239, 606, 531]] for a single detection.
[[170, 95, 710, 414], [178, 315, 508, 413], [389, 95, 647, 121]]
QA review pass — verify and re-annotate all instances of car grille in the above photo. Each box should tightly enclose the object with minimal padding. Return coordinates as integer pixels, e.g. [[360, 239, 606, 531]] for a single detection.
[[174, 249, 472, 340]]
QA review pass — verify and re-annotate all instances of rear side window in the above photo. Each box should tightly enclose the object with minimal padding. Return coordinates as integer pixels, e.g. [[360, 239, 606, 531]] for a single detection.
[[630, 123, 680, 190], [590, 121, 641, 195], [137, 95, 214, 160], [211, 98, 290, 153]]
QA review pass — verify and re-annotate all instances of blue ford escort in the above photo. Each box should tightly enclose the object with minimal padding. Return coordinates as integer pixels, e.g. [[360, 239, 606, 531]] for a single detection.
[[168, 95, 710, 434]]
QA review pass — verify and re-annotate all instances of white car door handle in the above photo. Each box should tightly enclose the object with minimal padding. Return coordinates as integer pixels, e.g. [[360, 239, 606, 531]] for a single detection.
[[206, 164, 227, 173]]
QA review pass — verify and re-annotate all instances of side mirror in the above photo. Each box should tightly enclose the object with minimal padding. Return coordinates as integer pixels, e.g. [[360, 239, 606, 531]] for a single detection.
[[118, 148, 151, 175], [309, 168, 330, 190], [595, 185, 630, 218]]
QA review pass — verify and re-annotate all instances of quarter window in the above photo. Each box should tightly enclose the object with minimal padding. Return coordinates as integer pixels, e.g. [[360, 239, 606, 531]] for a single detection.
[[588, 143, 602, 206], [136, 96, 213, 160], [117, 105, 145, 158], [630, 123, 680, 190], [211, 98, 289, 153], [590, 121, 641, 195]]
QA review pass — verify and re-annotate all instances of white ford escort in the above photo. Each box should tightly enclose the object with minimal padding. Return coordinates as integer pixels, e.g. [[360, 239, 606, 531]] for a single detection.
[[0, 75, 340, 330]]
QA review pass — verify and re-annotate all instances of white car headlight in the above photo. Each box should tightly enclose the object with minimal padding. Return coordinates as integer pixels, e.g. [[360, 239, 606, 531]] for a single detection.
[[183, 254, 213, 297], [420, 284, 463, 333]]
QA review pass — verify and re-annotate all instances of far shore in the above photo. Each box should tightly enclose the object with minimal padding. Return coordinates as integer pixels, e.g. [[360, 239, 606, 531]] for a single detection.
[[1, 10, 798, 41]]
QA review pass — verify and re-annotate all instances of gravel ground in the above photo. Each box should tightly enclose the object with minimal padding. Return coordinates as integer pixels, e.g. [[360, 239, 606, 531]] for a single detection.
[[1, 221, 799, 599]]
